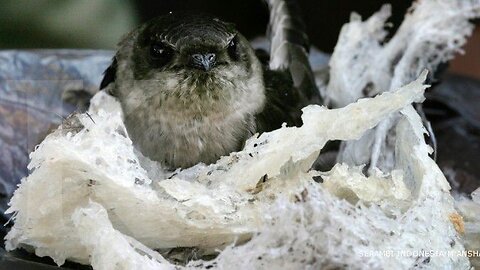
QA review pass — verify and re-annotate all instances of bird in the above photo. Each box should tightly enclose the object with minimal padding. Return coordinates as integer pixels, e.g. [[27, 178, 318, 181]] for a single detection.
[[100, 1, 322, 170]]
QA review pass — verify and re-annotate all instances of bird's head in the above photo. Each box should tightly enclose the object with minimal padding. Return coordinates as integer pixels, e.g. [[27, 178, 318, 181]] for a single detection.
[[112, 12, 264, 114], [136, 12, 241, 73]]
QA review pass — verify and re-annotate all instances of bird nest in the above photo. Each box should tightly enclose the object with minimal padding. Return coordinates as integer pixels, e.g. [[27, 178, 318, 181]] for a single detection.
[[5, 1, 480, 269]]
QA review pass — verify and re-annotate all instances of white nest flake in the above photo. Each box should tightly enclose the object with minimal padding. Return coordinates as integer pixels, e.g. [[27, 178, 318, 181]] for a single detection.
[[327, 0, 480, 173]]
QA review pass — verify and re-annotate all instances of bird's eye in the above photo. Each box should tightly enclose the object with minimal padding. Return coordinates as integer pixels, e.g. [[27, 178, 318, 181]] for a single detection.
[[150, 42, 173, 64], [227, 36, 239, 61]]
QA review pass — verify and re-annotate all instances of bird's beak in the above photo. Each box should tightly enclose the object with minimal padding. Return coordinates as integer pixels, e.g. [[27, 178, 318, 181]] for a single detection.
[[189, 53, 216, 71]]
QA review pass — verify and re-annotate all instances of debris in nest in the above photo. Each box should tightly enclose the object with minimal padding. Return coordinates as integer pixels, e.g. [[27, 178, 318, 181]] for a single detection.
[[449, 213, 465, 235], [59, 113, 84, 134]]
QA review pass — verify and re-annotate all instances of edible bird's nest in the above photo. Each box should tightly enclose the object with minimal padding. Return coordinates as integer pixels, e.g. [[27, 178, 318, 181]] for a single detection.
[[5, 1, 480, 269]]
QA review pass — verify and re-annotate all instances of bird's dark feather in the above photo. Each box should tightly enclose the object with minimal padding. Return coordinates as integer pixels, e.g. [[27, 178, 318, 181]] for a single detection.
[[100, 57, 118, 96], [255, 68, 302, 132], [266, 0, 322, 105]]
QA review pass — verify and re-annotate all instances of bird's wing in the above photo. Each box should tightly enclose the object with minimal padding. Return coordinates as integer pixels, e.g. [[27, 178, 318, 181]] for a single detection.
[[99, 57, 118, 96], [266, 0, 322, 105]]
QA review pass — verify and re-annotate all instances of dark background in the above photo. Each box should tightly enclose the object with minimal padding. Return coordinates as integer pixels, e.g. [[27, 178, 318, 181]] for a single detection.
[[1, 0, 413, 52], [1, 0, 478, 78], [135, 0, 412, 52]]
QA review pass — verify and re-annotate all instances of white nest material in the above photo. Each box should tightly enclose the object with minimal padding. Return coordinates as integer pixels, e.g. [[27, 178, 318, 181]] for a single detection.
[[455, 190, 480, 269], [5, 1, 480, 270], [327, 1, 480, 106], [5, 73, 472, 270], [327, 0, 480, 173]]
